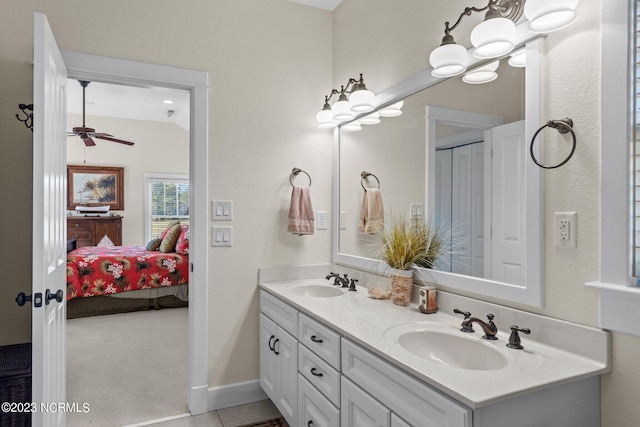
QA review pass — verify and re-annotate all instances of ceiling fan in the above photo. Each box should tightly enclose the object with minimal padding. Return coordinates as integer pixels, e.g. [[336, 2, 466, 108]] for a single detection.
[[68, 80, 135, 146]]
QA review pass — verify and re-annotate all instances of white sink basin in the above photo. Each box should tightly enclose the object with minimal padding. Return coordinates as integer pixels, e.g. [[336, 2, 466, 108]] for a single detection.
[[289, 284, 344, 298], [385, 324, 508, 371]]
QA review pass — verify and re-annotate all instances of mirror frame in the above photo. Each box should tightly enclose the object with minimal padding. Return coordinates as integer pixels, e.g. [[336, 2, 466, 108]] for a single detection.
[[332, 24, 545, 307]]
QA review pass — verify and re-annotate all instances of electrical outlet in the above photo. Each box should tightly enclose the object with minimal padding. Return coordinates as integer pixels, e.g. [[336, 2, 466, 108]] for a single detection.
[[555, 212, 577, 248], [340, 211, 347, 230]]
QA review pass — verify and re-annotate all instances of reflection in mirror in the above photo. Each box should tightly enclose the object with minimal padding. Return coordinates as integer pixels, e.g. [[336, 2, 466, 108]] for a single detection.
[[337, 42, 543, 305]]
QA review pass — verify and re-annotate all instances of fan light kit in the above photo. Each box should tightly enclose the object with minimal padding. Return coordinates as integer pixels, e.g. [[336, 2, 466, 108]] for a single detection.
[[68, 80, 135, 147], [429, 0, 579, 81]]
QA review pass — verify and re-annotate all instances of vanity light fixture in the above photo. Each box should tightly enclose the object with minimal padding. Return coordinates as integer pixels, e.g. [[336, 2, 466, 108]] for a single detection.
[[342, 120, 363, 132], [508, 47, 527, 67], [429, 0, 579, 77], [462, 60, 500, 84], [316, 74, 375, 128], [360, 112, 381, 125], [378, 100, 404, 117]]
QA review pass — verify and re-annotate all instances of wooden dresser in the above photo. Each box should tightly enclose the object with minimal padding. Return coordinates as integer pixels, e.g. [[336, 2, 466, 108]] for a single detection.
[[67, 216, 123, 248]]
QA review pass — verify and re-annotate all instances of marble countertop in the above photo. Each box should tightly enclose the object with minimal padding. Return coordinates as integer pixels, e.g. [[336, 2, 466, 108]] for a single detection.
[[259, 277, 610, 409]]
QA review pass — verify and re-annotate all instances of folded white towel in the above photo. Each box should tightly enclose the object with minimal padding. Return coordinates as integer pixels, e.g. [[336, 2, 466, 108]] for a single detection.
[[288, 186, 315, 236], [358, 188, 384, 234]]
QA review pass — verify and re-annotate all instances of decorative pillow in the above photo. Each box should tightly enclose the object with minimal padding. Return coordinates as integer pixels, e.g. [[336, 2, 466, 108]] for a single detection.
[[159, 223, 182, 253], [97, 235, 115, 247], [175, 225, 190, 255], [159, 220, 180, 240], [146, 237, 162, 251]]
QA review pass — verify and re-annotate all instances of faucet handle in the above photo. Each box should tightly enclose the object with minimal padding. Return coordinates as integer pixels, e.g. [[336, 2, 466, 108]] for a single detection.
[[453, 308, 471, 319], [486, 313, 495, 322], [507, 325, 531, 350], [349, 278, 358, 292], [453, 308, 473, 333]]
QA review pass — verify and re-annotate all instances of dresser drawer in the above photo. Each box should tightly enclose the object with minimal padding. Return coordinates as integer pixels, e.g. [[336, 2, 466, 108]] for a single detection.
[[260, 290, 298, 337], [299, 344, 340, 407], [68, 220, 90, 232], [299, 313, 341, 370], [68, 229, 90, 241], [298, 374, 339, 427], [342, 339, 471, 427]]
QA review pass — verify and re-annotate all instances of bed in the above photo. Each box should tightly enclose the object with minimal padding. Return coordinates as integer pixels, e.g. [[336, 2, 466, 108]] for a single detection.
[[66, 223, 190, 318]]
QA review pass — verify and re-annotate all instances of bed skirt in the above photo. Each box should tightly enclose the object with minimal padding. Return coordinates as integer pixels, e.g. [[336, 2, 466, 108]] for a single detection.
[[67, 284, 188, 319]]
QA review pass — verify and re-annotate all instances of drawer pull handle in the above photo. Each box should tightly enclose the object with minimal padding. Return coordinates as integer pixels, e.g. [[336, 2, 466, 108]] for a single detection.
[[310, 335, 323, 343], [307, 421, 313, 427], [268, 335, 275, 351], [273, 338, 280, 355], [310, 367, 323, 377]]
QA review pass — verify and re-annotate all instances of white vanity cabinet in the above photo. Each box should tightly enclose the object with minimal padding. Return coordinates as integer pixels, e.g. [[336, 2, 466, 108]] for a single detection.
[[259, 292, 299, 426]]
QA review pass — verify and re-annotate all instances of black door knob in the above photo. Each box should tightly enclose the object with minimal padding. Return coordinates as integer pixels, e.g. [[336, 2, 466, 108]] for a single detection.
[[45, 289, 64, 305], [15, 292, 31, 306]]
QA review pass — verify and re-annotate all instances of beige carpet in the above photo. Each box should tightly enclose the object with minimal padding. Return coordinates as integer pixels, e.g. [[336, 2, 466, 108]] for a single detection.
[[66, 307, 189, 426]]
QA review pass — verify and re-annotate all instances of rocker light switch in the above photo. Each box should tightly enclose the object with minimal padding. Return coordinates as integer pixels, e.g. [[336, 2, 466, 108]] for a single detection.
[[212, 200, 233, 221], [211, 226, 232, 247]]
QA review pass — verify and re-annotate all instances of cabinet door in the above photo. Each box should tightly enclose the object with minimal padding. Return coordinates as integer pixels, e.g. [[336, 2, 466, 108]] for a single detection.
[[93, 219, 122, 245], [276, 327, 297, 427], [259, 314, 278, 401], [341, 376, 389, 427]]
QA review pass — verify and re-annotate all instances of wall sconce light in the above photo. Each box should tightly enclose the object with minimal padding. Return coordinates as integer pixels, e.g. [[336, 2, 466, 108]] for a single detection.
[[429, 0, 579, 78], [316, 74, 375, 128]]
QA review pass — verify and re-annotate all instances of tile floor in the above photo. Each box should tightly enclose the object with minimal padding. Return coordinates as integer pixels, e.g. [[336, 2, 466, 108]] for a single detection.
[[130, 400, 285, 427]]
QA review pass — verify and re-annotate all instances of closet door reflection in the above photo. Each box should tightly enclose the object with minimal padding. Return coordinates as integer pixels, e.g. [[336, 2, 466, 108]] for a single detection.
[[435, 141, 484, 278]]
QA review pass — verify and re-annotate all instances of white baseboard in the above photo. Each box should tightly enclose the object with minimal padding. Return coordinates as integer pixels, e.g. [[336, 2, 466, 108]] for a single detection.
[[207, 379, 269, 411]]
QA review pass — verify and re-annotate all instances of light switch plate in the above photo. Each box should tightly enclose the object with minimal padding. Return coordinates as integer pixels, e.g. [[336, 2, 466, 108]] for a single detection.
[[211, 226, 233, 247], [212, 200, 233, 221], [316, 211, 328, 230]]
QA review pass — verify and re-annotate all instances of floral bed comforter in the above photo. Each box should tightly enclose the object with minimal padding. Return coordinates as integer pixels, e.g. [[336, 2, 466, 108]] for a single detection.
[[66, 245, 188, 301]]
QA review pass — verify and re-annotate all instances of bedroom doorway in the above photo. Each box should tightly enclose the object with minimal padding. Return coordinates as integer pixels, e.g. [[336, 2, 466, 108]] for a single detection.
[[65, 80, 192, 425], [60, 51, 209, 418]]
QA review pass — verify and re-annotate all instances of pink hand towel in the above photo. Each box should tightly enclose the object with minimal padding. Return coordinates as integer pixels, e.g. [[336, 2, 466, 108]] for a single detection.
[[358, 188, 384, 234], [288, 186, 315, 236]]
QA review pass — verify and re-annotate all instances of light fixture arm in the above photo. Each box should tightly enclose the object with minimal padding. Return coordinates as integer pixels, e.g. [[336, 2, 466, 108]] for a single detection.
[[441, 0, 524, 42], [321, 74, 368, 109]]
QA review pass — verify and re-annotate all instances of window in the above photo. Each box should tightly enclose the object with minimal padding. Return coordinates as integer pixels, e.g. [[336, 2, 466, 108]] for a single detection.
[[144, 173, 189, 241]]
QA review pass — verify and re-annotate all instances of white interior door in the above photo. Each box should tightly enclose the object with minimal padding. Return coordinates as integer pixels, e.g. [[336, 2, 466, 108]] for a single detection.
[[434, 149, 452, 271], [489, 120, 526, 285], [32, 12, 68, 427]]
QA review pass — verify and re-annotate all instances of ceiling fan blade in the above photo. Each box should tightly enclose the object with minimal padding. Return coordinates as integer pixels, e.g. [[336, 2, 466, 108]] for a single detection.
[[82, 136, 96, 146], [91, 132, 114, 138], [94, 135, 135, 146]]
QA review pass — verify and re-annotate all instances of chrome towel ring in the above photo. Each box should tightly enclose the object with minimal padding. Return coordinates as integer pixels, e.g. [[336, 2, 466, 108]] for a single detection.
[[530, 118, 576, 169], [290, 167, 311, 187], [361, 171, 380, 190]]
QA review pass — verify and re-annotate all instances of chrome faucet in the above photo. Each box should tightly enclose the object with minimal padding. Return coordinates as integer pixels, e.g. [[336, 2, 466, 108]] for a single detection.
[[325, 272, 349, 287]]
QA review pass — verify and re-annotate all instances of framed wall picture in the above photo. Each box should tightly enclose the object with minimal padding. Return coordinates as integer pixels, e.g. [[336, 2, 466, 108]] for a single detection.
[[67, 165, 124, 210]]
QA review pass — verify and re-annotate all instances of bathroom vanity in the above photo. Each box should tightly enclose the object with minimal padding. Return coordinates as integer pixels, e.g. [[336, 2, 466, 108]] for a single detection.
[[258, 269, 610, 427]]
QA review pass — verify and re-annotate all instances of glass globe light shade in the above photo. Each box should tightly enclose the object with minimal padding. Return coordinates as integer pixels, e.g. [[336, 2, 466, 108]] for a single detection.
[[379, 100, 404, 117], [508, 48, 527, 67], [470, 17, 516, 58], [316, 109, 337, 129], [429, 43, 468, 77], [462, 60, 499, 84], [349, 88, 376, 113], [342, 120, 362, 132], [524, 0, 579, 33], [332, 98, 355, 121], [360, 112, 381, 125]]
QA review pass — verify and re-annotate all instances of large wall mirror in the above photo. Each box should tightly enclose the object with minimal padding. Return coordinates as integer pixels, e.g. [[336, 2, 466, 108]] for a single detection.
[[333, 35, 544, 307]]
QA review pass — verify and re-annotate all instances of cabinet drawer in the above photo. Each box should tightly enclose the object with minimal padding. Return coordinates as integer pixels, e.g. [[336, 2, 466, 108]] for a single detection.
[[260, 290, 298, 337], [299, 344, 340, 407], [342, 339, 471, 427], [298, 374, 339, 427], [68, 221, 90, 231], [299, 313, 341, 370], [68, 229, 90, 241], [341, 375, 390, 427]]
